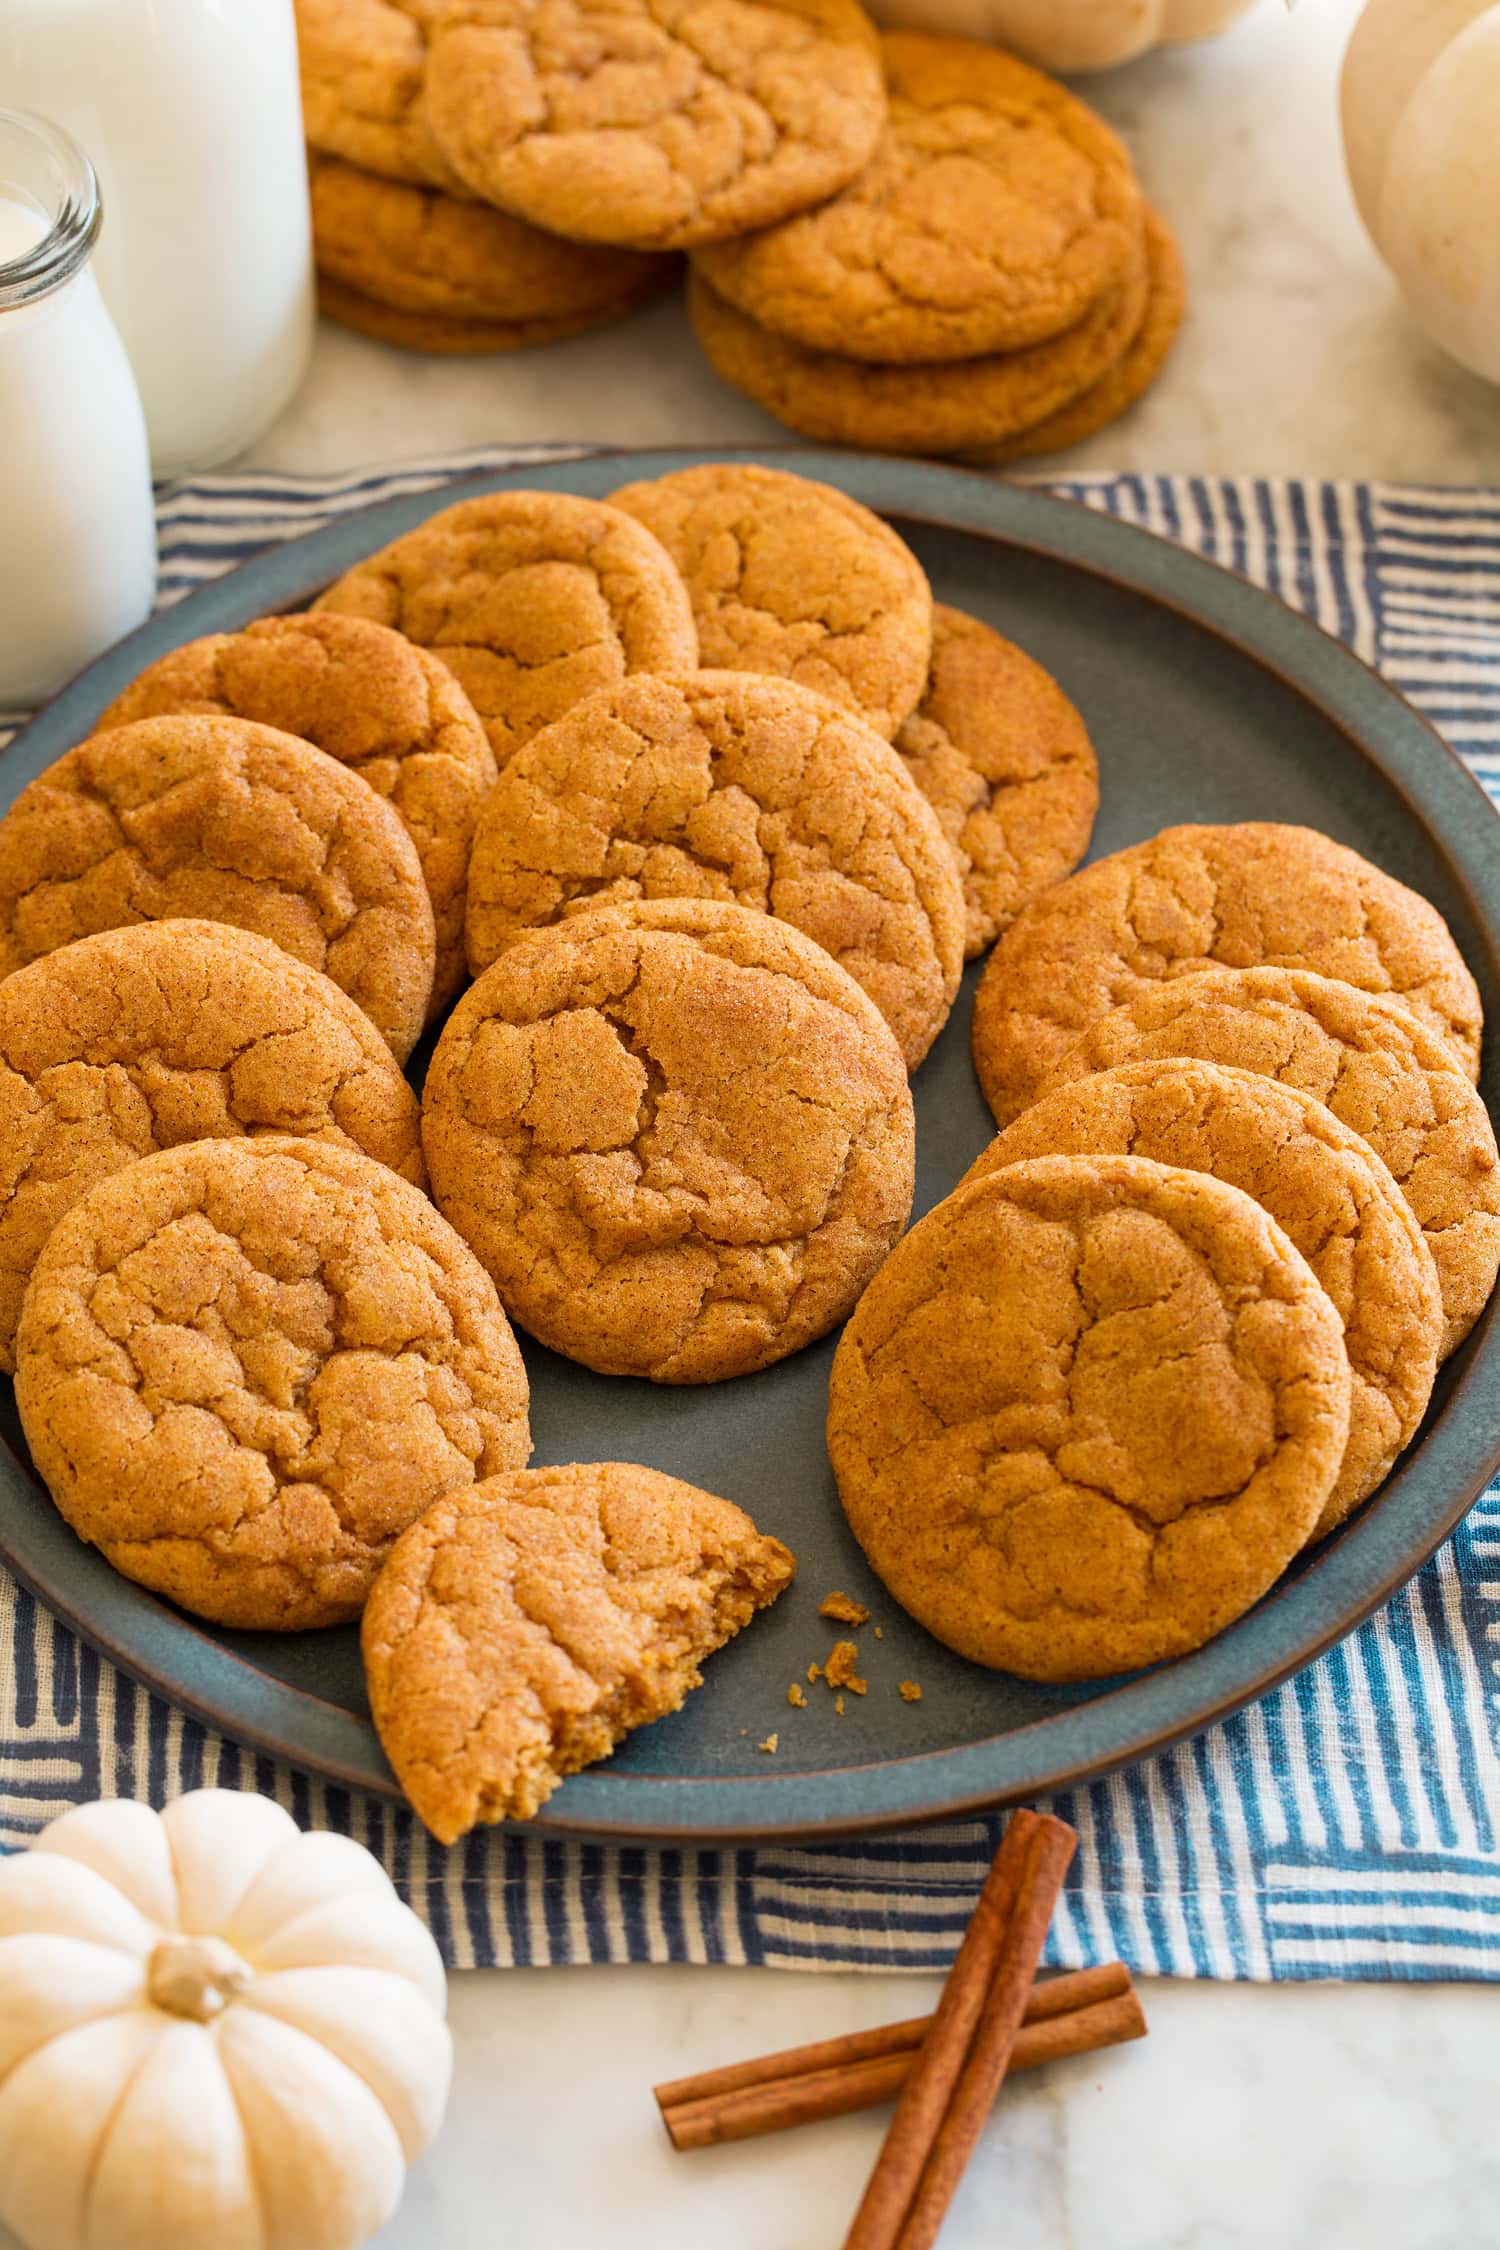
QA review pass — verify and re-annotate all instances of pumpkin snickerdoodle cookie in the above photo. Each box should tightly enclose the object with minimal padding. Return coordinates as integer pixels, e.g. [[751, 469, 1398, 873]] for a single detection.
[[693, 34, 1143, 363], [316, 272, 665, 352], [418, 0, 887, 252], [99, 612, 496, 1018], [0, 920, 425, 1372], [893, 603, 1098, 959], [362, 1462, 795, 1838], [827, 1152, 1352, 1680], [314, 490, 699, 765], [462, 670, 965, 1069], [1039, 965, 1500, 1359], [0, 716, 436, 1064], [421, 898, 915, 1382], [296, 0, 465, 191], [971, 822, 1483, 1126], [608, 463, 932, 739], [964, 1059, 1442, 1533], [15, 1137, 532, 1631]]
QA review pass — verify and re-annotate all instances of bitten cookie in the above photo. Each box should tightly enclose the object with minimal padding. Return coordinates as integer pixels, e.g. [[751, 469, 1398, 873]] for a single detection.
[[418, 0, 887, 251], [0, 919, 425, 1372], [1039, 965, 1500, 1358], [693, 33, 1143, 362], [99, 612, 497, 1017], [893, 603, 1098, 958], [295, 0, 466, 191], [362, 1462, 795, 1838], [971, 822, 1483, 1125], [314, 490, 699, 765], [462, 670, 965, 1069], [15, 1137, 532, 1631], [608, 463, 932, 738], [828, 1152, 1352, 1680], [421, 898, 915, 1382], [964, 1059, 1442, 1532], [0, 716, 436, 1063]]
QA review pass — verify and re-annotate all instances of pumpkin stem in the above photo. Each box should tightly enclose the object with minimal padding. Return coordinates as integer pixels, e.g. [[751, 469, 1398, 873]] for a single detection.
[[147, 1934, 254, 2022]]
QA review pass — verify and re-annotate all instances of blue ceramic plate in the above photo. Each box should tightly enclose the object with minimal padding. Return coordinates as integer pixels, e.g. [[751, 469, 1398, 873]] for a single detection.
[[3, 447, 1499, 1841]]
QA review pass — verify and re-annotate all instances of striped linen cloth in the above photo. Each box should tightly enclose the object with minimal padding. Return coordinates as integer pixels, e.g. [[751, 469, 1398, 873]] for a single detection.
[[2, 452, 1499, 1983]]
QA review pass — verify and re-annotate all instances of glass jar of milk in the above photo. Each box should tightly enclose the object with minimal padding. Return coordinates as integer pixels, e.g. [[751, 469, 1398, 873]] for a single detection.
[[0, 0, 315, 478], [0, 111, 155, 711]]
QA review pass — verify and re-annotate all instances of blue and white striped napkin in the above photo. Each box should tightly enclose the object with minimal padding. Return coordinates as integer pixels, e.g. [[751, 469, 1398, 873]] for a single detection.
[[3, 451, 1499, 1982]]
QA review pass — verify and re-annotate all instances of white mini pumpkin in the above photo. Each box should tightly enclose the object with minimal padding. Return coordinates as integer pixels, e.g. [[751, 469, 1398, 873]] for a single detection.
[[0, 1791, 451, 2250], [862, 0, 1257, 72], [1341, 0, 1500, 382]]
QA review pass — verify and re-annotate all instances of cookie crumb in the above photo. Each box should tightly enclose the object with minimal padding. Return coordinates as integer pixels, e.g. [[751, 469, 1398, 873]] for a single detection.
[[824, 1640, 868, 1695], [874, 1624, 884, 1639], [835, 1695, 845, 1716], [807, 1661, 823, 1684], [819, 1591, 870, 1626], [787, 1681, 808, 1708], [758, 1733, 779, 1755], [898, 1680, 923, 1703]]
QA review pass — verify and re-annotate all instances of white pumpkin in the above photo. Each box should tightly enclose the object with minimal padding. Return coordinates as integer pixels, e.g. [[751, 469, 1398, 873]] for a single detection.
[[1341, 0, 1500, 381], [0, 1791, 452, 2250], [862, 0, 1257, 72]]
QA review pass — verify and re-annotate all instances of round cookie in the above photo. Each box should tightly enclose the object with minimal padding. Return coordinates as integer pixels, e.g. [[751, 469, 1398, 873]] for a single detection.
[[827, 1151, 1352, 1680], [0, 919, 426, 1372], [14, 1136, 533, 1631], [979, 208, 1185, 464], [693, 33, 1143, 363], [1037, 966, 1500, 1360], [608, 463, 932, 739], [893, 604, 1098, 959], [99, 612, 497, 1018], [362, 1462, 796, 1838], [964, 1060, 1441, 1532], [419, 0, 887, 252], [0, 716, 437, 1064], [971, 822, 1483, 1126], [421, 897, 915, 1383], [462, 670, 965, 1070], [687, 253, 1149, 455], [296, 0, 466, 191], [316, 271, 666, 352], [313, 489, 700, 766]]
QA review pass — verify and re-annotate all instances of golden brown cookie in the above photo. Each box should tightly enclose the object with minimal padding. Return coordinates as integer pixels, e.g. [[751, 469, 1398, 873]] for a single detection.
[[1037, 966, 1500, 1360], [693, 34, 1143, 363], [296, 0, 466, 191], [362, 1462, 795, 1838], [421, 898, 915, 1382], [827, 1151, 1352, 1680], [971, 823, 1483, 1126], [687, 250, 1148, 454], [317, 270, 666, 352], [979, 207, 1185, 463], [15, 1137, 532, 1631], [964, 1060, 1441, 1533], [0, 717, 437, 1065], [608, 463, 931, 739], [313, 490, 700, 765], [0, 919, 426, 1373], [98, 612, 496, 1018], [893, 603, 1098, 959], [419, 0, 887, 252], [462, 671, 965, 1070]]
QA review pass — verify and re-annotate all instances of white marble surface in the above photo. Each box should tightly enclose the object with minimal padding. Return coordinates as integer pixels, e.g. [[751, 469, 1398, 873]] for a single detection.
[[231, 5, 1495, 2246]]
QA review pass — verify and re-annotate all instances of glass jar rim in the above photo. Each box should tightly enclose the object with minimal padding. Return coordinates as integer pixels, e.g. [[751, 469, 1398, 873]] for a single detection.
[[0, 110, 101, 313]]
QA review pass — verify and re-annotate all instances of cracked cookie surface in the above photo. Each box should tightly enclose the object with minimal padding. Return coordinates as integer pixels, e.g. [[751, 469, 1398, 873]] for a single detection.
[[0, 920, 425, 1373], [693, 33, 1142, 363], [971, 822, 1483, 1127], [421, 897, 915, 1382], [0, 716, 436, 1064], [608, 464, 932, 738], [1039, 966, 1500, 1359], [964, 1059, 1441, 1533], [362, 1461, 795, 1838], [15, 1137, 532, 1631], [314, 489, 699, 766], [418, 0, 887, 252], [99, 612, 497, 1018], [462, 670, 965, 1069], [827, 1151, 1351, 1680], [894, 603, 1098, 959], [296, 0, 467, 190]]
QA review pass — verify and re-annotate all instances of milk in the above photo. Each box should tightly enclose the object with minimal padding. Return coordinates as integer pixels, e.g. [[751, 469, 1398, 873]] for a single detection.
[[0, 122, 156, 709], [0, 0, 315, 476]]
